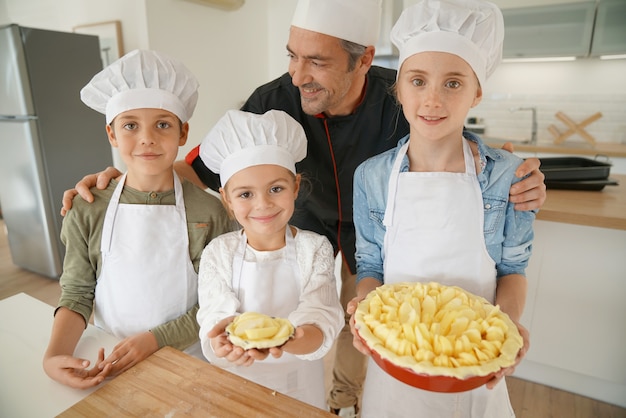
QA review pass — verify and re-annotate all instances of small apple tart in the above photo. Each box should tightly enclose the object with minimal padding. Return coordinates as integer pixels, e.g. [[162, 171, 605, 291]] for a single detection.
[[226, 311, 295, 350]]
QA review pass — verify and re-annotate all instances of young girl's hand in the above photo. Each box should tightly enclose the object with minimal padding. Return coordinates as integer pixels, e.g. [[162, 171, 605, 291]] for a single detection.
[[207, 316, 261, 366], [43, 347, 112, 389], [486, 322, 530, 389], [99, 331, 159, 376], [268, 326, 304, 358]]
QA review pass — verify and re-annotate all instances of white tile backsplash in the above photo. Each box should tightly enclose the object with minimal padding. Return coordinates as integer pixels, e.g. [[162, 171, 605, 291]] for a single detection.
[[468, 94, 626, 145]]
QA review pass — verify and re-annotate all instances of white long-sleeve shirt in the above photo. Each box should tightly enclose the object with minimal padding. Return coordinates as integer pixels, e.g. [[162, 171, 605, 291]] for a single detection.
[[197, 227, 344, 364]]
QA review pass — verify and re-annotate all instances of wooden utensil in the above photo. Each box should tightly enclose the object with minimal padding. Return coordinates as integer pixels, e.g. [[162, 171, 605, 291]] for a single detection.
[[549, 111, 602, 145]]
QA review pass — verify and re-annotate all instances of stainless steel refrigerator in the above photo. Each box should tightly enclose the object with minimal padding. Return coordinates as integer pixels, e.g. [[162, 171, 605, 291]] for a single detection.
[[0, 24, 113, 279]]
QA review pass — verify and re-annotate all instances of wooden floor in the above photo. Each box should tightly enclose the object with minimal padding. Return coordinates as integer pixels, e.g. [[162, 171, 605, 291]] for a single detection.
[[1, 219, 624, 418]]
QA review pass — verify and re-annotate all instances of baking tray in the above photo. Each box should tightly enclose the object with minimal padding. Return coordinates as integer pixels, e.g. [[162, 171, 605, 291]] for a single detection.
[[539, 157, 612, 181], [545, 178, 619, 191]]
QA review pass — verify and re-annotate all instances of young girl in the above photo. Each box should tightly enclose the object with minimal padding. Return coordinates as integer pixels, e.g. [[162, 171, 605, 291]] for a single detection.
[[196, 109, 344, 409], [348, 1, 535, 417], [43, 50, 231, 389]]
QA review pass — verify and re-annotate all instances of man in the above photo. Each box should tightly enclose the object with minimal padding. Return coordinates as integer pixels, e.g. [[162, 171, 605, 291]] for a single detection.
[[64, 0, 546, 415]]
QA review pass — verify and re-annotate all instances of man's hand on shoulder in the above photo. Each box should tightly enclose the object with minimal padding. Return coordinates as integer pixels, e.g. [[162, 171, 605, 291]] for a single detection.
[[500, 143, 546, 211], [61, 167, 122, 216]]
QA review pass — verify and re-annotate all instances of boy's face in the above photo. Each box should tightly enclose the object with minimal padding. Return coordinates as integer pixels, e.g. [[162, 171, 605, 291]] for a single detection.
[[286, 26, 371, 117], [107, 108, 188, 179], [396, 51, 482, 142], [220, 165, 300, 251]]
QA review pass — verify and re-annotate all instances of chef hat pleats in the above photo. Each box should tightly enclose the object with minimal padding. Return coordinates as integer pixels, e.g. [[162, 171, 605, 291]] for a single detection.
[[80, 49, 199, 124], [291, 0, 383, 47], [200, 110, 307, 187], [391, 0, 504, 87]]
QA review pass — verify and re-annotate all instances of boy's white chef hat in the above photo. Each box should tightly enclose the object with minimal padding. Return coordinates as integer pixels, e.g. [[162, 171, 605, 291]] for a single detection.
[[80, 49, 198, 124], [200, 110, 307, 187], [391, 0, 504, 87], [291, 0, 382, 47]]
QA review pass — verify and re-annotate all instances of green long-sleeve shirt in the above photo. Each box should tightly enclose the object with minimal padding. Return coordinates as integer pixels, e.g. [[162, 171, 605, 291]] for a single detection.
[[58, 178, 233, 350]]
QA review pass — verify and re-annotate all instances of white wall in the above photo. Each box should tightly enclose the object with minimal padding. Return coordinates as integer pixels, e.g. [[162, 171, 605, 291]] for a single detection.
[[3, 0, 625, 162], [1, 0, 278, 169], [143, 0, 272, 160]]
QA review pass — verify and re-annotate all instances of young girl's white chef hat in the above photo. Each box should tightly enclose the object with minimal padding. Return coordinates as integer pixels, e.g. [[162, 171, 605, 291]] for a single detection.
[[291, 0, 382, 47], [200, 110, 307, 187], [391, 0, 504, 87], [80, 49, 198, 124]]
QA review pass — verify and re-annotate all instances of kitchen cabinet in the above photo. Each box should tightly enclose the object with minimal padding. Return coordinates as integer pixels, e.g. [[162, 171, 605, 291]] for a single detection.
[[512, 176, 626, 408], [515, 175, 626, 407], [514, 221, 626, 408], [502, 0, 626, 59], [502, 2, 596, 59], [590, 0, 626, 57]]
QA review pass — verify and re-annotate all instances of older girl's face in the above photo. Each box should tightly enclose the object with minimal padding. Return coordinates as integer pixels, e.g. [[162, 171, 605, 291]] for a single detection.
[[220, 165, 300, 251], [396, 51, 482, 143]]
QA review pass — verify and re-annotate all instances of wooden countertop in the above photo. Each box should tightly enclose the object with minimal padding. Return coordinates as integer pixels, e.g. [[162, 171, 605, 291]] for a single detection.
[[486, 141, 626, 158], [537, 174, 626, 230], [58, 346, 334, 418]]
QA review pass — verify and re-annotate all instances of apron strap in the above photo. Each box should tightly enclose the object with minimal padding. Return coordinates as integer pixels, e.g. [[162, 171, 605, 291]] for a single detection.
[[101, 172, 186, 254], [382, 142, 409, 227]]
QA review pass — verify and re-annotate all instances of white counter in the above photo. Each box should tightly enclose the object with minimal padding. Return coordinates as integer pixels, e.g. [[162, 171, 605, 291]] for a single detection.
[[0, 293, 120, 417]]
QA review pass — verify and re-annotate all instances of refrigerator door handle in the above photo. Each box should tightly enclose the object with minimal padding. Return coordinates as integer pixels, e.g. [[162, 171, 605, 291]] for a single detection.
[[0, 115, 38, 121]]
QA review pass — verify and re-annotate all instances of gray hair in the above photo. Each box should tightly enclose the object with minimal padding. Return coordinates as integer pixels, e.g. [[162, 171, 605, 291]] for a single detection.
[[340, 40, 367, 71]]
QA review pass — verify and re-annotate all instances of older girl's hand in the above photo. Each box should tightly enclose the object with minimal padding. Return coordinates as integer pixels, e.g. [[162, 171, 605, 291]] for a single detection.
[[486, 322, 530, 389], [346, 296, 372, 356]]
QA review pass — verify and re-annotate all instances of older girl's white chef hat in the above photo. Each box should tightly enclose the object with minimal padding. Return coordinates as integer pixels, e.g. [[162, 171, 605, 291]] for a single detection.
[[391, 0, 504, 87], [200, 110, 307, 187], [80, 49, 198, 124], [291, 0, 382, 47]]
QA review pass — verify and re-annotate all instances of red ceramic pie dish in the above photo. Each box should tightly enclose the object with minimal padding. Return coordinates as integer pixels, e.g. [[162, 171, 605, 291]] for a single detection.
[[357, 329, 497, 393]]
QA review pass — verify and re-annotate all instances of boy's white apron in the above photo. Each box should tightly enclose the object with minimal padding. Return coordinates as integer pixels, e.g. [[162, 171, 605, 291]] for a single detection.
[[229, 227, 325, 409], [95, 172, 202, 357], [360, 139, 514, 417]]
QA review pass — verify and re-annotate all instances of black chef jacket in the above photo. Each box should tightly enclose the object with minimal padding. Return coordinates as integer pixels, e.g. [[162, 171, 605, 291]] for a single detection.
[[188, 66, 410, 273]]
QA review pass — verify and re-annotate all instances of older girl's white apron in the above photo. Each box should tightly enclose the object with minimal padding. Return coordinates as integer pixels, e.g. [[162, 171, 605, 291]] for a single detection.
[[95, 172, 202, 357], [229, 227, 325, 409], [360, 139, 514, 418]]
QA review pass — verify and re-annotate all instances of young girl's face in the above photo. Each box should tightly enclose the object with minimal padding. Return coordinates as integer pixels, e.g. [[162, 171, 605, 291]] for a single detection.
[[396, 51, 482, 142], [220, 164, 301, 249], [107, 108, 188, 186]]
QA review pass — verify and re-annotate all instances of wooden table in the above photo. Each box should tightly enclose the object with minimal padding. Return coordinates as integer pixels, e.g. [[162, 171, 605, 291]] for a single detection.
[[59, 346, 334, 417], [537, 174, 626, 230]]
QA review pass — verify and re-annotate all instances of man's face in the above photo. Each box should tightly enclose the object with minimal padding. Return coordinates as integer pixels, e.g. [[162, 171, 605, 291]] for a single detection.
[[287, 26, 363, 117]]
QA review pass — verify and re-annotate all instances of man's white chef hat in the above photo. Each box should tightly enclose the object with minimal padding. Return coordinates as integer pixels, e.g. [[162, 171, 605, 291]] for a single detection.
[[391, 0, 504, 87], [291, 0, 383, 47], [80, 49, 199, 124], [200, 110, 307, 187]]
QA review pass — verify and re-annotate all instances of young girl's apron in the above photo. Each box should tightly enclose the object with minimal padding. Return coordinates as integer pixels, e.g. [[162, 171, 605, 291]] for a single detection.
[[229, 227, 325, 409], [95, 172, 202, 357], [360, 139, 515, 418]]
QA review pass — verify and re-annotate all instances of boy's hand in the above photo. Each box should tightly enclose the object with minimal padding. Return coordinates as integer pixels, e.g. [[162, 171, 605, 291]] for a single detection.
[[98, 331, 159, 376], [43, 347, 112, 389]]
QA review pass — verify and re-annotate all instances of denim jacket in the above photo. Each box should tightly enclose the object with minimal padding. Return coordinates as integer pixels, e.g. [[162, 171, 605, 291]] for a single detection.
[[353, 132, 536, 284]]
